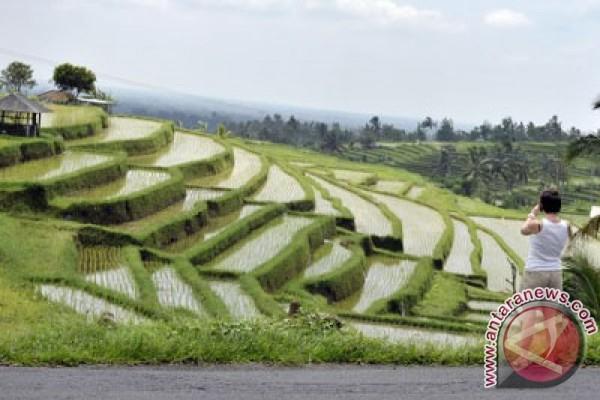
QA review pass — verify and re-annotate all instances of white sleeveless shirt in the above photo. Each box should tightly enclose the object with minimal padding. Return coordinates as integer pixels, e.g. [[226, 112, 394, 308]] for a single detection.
[[526, 218, 569, 271]]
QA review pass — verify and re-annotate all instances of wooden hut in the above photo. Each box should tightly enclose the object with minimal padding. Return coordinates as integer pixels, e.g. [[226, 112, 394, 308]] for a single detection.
[[37, 90, 74, 104], [0, 93, 50, 137]]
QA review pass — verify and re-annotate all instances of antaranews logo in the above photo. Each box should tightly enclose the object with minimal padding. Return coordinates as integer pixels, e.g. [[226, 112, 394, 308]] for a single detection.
[[484, 287, 598, 389]]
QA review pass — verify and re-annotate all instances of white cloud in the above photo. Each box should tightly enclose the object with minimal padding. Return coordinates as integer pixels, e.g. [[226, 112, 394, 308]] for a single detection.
[[334, 0, 442, 24], [484, 9, 531, 28], [112, 0, 458, 30]]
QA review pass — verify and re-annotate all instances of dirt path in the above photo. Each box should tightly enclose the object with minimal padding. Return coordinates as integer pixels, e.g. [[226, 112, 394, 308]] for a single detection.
[[0, 365, 596, 400]]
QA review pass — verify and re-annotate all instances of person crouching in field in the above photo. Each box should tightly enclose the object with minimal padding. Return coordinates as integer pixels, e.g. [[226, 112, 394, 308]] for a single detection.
[[520, 189, 572, 290]]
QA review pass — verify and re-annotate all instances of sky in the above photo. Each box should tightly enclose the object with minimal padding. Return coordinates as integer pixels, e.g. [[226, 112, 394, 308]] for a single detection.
[[1, 0, 600, 130]]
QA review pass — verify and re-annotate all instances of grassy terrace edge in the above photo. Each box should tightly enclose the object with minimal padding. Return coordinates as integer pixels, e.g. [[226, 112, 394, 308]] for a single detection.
[[50, 167, 185, 224], [0, 134, 64, 167], [41, 105, 108, 140], [0, 151, 128, 210], [68, 117, 175, 156]]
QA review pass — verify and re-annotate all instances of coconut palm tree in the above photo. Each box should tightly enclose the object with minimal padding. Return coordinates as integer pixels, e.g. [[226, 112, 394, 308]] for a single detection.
[[563, 254, 600, 319], [566, 98, 600, 161], [462, 147, 490, 195]]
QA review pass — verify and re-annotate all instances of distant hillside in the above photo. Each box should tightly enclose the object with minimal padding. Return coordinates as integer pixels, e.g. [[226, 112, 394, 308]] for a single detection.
[[105, 86, 429, 131], [31, 82, 471, 133]]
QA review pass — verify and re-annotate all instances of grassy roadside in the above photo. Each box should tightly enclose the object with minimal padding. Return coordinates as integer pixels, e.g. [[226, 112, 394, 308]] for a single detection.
[[0, 314, 481, 366], [0, 312, 598, 366]]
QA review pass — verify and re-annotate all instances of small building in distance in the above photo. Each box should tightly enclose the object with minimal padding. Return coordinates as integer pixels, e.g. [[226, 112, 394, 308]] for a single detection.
[[0, 93, 51, 137], [75, 96, 114, 114], [37, 90, 74, 104]]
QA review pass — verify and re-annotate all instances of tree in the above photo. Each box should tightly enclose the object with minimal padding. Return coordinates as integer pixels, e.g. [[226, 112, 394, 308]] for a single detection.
[[567, 100, 600, 162], [367, 116, 381, 138], [563, 255, 600, 319], [462, 146, 490, 196], [436, 118, 455, 141], [92, 87, 113, 101], [421, 116, 437, 131], [358, 128, 376, 149], [543, 115, 564, 140], [216, 123, 230, 138], [358, 116, 381, 149], [415, 124, 427, 141], [438, 145, 455, 176], [567, 134, 600, 162], [0, 61, 35, 93], [318, 123, 341, 153], [52, 63, 96, 96]]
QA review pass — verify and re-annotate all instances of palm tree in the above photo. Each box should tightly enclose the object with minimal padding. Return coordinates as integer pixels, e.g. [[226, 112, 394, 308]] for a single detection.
[[216, 123, 231, 138], [462, 147, 489, 195], [566, 97, 600, 161], [438, 145, 454, 176], [566, 134, 600, 161], [563, 254, 600, 319]]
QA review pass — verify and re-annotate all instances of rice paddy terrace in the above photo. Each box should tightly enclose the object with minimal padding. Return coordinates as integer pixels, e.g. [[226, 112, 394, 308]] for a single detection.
[[1, 106, 598, 361], [343, 141, 600, 215]]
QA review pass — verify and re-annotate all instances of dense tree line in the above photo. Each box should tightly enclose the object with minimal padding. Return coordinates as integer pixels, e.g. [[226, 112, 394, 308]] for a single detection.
[[225, 113, 587, 153], [226, 114, 354, 152]]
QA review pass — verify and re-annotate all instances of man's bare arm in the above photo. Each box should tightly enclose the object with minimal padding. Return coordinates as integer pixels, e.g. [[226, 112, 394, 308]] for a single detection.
[[521, 204, 541, 236]]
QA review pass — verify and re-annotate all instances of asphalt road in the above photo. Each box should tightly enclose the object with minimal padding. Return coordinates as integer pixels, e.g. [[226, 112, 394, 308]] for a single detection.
[[0, 365, 597, 400]]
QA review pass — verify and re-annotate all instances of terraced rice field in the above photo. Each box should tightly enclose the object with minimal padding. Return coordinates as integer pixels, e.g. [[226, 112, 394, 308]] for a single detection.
[[332, 169, 375, 184], [14, 103, 600, 361], [309, 174, 393, 237], [472, 217, 529, 262], [463, 312, 491, 322], [151, 266, 205, 315], [81, 117, 160, 143], [477, 230, 518, 293], [253, 165, 306, 203], [567, 236, 600, 269], [351, 322, 479, 347], [214, 147, 262, 189], [289, 161, 313, 168], [78, 246, 137, 299], [208, 281, 260, 320], [163, 205, 264, 252], [371, 180, 407, 195], [210, 215, 313, 273], [147, 131, 225, 167], [313, 187, 339, 216], [467, 300, 502, 313], [182, 189, 213, 211], [38, 284, 144, 324], [204, 205, 264, 240], [116, 189, 208, 232], [67, 169, 170, 199], [304, 240, 353, 279], [41, 105, 102, 128], [352, 259, 416, 313], [85, 267, 138, 299], [444, 219, 474, 275], [186, 188, 227, 201], [0, 151, 112, 182], [370, 193, 444, 256], [406, 186, 424, 199]]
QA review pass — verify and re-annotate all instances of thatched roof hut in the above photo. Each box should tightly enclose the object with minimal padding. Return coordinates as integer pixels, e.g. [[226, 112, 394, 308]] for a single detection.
[[0, 93, 50, 137]]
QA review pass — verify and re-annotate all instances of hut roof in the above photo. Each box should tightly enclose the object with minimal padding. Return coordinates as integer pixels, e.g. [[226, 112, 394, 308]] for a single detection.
[[38, 90, 74, 104], [0, 93, 51, 113]]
